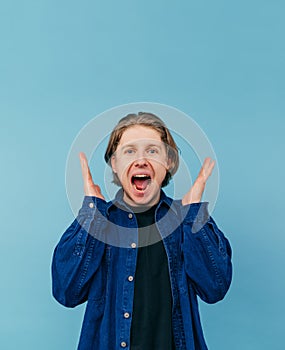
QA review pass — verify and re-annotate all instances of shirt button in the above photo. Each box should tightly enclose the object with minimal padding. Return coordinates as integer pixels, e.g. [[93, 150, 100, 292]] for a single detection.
[[128, 275, 134, 282], [131, 242, 136, 248], [89, 202, 94, 208], [128, 213, 133, 219], [120, 341, 127, 348], [124, 312, 130, 319]]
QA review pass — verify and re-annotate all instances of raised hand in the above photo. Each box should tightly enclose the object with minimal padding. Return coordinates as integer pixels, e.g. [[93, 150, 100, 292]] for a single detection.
[[79, 152, 105, 200], [182, 157, 215, 205]]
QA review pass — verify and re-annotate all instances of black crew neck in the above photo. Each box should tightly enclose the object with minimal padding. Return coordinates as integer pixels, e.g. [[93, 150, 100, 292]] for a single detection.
[[125, 202, 158, 215]]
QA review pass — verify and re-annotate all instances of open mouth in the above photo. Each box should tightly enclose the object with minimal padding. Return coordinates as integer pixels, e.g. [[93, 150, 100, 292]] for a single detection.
[[131, 174, 151, 191]]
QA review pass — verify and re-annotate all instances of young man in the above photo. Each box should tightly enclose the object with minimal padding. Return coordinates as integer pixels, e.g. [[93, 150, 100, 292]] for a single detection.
[[52, 112, 232, 350]]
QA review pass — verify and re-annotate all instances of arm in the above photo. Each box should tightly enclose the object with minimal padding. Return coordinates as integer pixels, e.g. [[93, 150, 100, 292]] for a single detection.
[[52, 152, 107, 307], [181, 158, 232, 303], [182, 202, 232, 304], [51, 196, 107, 307]]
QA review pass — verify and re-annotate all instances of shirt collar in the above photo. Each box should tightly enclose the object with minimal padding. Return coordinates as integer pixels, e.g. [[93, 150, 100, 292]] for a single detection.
[[106, 188, 177, 215]]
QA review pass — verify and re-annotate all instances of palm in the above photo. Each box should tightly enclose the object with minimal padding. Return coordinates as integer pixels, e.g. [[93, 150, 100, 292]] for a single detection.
[[79, 152, 105, 200], [182, 157, 215, 205]]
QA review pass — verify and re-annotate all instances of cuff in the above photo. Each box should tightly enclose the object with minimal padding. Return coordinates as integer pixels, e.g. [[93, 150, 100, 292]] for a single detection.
[[181, 201, 210, 224], [79, 196, 107, 217]]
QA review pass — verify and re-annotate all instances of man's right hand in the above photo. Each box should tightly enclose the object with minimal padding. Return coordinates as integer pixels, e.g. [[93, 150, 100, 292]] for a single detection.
[[79, 152, 105, 200]]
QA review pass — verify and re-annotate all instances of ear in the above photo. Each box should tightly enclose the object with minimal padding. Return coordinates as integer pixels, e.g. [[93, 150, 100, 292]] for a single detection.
[[111, 155, 117, 173], [166, 157, 173, 172]]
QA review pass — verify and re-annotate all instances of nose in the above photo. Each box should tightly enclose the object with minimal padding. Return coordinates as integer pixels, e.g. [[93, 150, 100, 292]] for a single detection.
[[134, 156, 148, 167]]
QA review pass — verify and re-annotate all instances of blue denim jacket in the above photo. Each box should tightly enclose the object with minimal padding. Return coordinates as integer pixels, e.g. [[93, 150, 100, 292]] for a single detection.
[[52, 190, 232, 350]]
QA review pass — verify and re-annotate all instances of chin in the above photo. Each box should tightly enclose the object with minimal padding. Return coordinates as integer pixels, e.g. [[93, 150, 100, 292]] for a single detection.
[[124, 188, 159, 207]]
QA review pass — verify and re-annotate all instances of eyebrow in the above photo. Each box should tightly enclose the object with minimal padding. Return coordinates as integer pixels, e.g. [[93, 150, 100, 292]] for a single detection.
[[120, 143, 163, 151]]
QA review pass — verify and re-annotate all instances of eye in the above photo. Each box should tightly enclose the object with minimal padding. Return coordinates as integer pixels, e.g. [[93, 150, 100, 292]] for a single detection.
[[147, 148, 159, 155], [124, 148, 135, 155]]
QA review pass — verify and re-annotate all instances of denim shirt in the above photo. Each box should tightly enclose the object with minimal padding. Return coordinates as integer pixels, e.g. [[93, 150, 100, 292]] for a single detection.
[[51, 190, 232, 350]]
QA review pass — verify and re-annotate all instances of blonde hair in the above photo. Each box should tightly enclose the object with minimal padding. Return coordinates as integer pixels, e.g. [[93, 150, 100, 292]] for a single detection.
[[104, 112, 179, 187]]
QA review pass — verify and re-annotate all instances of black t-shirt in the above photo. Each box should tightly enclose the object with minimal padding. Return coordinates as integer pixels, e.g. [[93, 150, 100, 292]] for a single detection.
[[129, 205, 175, 350]]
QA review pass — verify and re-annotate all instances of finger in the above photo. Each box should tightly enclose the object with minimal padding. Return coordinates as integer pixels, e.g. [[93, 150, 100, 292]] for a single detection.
[[202, 157, 214, 169], [79, 152, 88, 187], [198, 158, 215, 181], [202, 158, 215, 179], [79, 152, 93, 184]]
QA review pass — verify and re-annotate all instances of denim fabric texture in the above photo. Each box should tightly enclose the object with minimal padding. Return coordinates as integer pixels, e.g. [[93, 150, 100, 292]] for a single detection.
[[52, 190, 232, 350]]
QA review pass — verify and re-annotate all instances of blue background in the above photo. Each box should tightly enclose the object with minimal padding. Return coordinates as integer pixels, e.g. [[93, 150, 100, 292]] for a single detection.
[[1, 0, 284, 349]]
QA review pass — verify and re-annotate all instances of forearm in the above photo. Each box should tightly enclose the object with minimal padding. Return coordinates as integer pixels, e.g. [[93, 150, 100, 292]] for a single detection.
[[51, 196, 107, 307], [182, 202, 232, 303]]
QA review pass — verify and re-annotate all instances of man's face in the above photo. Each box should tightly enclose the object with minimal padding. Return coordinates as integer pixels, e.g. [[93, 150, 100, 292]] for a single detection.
[[111, 125, 170, 207]]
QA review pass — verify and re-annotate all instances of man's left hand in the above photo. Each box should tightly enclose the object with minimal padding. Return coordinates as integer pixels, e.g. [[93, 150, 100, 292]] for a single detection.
[[182, 157, 215, 205]]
